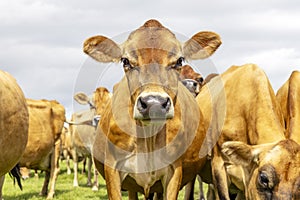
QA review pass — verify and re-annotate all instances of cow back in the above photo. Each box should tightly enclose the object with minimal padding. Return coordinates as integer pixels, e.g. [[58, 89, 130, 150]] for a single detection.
[[0, 70, 29, 176]]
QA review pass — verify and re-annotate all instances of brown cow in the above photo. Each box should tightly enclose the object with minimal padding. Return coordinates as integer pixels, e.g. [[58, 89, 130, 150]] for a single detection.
[[19, 99, 65, 199], [84, 19, 221, 199], [198, 64, 299, 199], [0, 70, 29, 199], [66, 87, 111, 190], [179, 65, 204, 97]]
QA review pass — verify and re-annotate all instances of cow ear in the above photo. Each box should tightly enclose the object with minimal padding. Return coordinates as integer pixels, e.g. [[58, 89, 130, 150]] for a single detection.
[[83, 35, 122, 63], [222, 141, 277, 167], [183, 31, 221, 60], [221, 141, 255, 167], [74, 92, 90, 105]]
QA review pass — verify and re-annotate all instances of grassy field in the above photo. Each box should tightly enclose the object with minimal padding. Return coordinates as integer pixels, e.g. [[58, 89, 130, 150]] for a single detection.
[[2, 161, 203, 200]]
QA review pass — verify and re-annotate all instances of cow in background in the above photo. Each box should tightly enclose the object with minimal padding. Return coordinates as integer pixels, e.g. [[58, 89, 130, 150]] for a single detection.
[[276, 70, 300, 143], [19, 99, 65, 199], [200, 64, 299, 199], [0, 70, 29, 199], [65, 87, 111, 190], [179, 65, 204, 97]]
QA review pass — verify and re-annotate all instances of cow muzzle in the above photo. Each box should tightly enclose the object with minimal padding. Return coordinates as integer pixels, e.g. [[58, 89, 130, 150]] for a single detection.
[[181, 79, 200, 97], [133, 92, 174, 121]]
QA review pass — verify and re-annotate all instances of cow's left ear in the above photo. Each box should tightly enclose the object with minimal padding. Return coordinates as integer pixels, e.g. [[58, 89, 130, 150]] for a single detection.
[[221, 141, 277, 167], [74, 92, 90, 105], [183, 31, 221, 60], [83, 35, 122, 63]]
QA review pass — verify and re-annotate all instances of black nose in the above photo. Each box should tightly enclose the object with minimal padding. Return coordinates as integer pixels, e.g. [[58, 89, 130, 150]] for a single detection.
[[136, 95, 171, 119]]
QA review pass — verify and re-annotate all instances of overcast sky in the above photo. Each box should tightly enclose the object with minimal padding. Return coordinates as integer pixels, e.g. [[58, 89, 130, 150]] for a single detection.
[[1, 0, 300, 118]]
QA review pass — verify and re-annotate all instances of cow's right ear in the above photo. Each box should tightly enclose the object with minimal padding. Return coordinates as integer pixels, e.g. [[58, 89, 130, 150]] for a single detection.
[[221, 141, 276, 167], [83, 35, 122, 63]]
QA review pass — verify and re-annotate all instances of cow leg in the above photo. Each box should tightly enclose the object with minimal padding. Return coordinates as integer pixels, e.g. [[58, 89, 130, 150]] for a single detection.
[[128, 191, 138, 200], [66, 154, 71, 175], [198, 176, 206, 200], [40, 170, 50, 196], [72, 149, 79, 187], [212, 147, 230, 200], [163, 162, 182, 200], [0, 175, 5, 200], [91, 157, 99, 191], [87, 156, 92, 186], [104, 165, 122, 200], [82, 158, 86, 174], [184, 177, 195, 200], [46, 139, 61, 199], [153, 192, 163, 200], [206, 184, 215, 200]]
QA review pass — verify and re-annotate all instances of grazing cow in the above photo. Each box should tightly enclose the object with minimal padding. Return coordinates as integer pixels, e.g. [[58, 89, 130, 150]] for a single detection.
[[66, 87, 111, 190], [83, 19, 222, 199], [19, 99, 65, 199], [197, 64, 299, 199], [0, 70, 29, 199]]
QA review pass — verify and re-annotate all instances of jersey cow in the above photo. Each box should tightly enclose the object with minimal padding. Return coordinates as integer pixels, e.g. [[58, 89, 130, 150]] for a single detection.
[[19, 99, 65, 199], [84, 19, 221, 199], [276, 70, 300, 144], [0, 70, 29, 199], [66, 87, 111, 190], [197, 64, 299, 199]]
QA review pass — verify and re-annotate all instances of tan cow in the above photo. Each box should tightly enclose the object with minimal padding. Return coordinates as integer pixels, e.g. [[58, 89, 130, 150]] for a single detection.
[[66, 87, 111, 190], [83, 19, 221, 199], [0, 70, 29, 199], [19, 99, 65, 199], [198, 64, 299, 199], [276, 70, 300, 143]]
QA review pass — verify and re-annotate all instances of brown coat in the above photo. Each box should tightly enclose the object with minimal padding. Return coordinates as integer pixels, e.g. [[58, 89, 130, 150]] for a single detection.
[[19, 99, 65, 199]]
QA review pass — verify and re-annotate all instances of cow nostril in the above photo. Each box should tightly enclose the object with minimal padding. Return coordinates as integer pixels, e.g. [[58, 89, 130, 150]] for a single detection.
[[162, 98, 171, 111], [137, 97, 148, 111]]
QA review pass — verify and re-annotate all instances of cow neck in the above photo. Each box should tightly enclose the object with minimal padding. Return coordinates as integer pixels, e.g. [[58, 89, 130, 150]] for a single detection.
[[135, 122, 166, 153]]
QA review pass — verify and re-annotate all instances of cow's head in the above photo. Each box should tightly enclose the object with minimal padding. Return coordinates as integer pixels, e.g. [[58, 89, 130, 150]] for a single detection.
[[222, 139, 300, 199], [180, 65, 204, 97], [83, 19, 221, 123]]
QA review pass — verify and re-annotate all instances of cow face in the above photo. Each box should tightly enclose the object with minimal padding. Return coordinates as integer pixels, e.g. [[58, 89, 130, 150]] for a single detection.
[[222, 140, 300, 199], [179, 65, 204, 97], [83, 19, 221, 123]]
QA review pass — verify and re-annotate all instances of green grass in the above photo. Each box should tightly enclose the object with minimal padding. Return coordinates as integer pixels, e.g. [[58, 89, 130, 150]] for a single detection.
[[3, 161, 204, 199]]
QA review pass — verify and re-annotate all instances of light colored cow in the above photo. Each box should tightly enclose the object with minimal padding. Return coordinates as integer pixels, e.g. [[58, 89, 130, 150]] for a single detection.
[[65, 87, 111, 190], [0, 70, 29, 199], [84, 19, 221, 199], [19, 99, 65, 199]]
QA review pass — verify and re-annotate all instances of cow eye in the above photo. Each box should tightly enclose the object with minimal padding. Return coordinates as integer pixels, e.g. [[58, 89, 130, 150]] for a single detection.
[[176, 57, 184, 67], [121, 58, 133, 71], [171, 57, 185, 69], [259, 172, 270, 188], [196, 77, 204, 84]]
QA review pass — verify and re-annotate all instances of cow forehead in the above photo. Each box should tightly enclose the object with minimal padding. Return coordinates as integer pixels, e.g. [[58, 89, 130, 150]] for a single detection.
[[122, 26, 182, 65], [260, 141, 300, 178]]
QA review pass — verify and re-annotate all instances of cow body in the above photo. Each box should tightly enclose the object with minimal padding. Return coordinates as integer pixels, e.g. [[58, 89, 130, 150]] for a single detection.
[[276, 70, 300, 143], [198, 64, 299, 199], [65, 87, 111, 190], [84, 19, 221, 199], [19, 99, 65, 199], [0, 70, 29, 199]]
